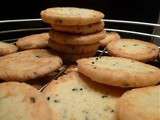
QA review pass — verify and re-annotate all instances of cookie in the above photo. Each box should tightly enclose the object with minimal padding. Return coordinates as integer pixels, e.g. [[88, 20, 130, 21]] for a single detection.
[[0, 82, 52, 120], [0, 42, 18, 56], [58, 51, 96, 63], [64, 65, 78, 74], [107, 39, 159, 62], [48, 40, 99, 54], [43, 72, 125, 120], [16, 33, 49, 50], [0, 49, 62, 81], [77, 56, 160, 87], [118, 85, 160, 120], [100, 32, 120, 47], [52, 21, 104, 34], [41, 7, 104, 26], [49, 30, 106, 45]]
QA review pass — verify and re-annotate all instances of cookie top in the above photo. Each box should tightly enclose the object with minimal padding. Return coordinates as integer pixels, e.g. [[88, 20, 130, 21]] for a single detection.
[[52, 21, 104, 34], [100, 32, 120, 47], [43, 72, 124, 120], [118, 85, 160, 120], [77, 56, 160, 87], [41, 7, 104, 26], [16, 33, 49, 50], [0, 49, 62, 81], [49, 30, 106, 45], [107, 39, 159, 62], [0, 82, 52, 120], [0, 42, 18, 56]]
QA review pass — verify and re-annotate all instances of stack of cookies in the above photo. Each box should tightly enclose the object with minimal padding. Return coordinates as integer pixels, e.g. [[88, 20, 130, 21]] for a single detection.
[[41, 7, 106, 62]]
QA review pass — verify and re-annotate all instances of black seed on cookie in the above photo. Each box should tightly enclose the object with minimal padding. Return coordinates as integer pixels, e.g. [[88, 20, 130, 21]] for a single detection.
[[93, 67, 97, 69], [47, 97, 50, 101], [122, 45, 126, 47], [91, 61, 95, 64], [54, 100, 59, 103], [110, 109, 114, 113], [133, 44, 138, 46], [72, 88, 78, 91], [80, 88, 83, 91], [101, 95, 108, 98], [30, 97, 36, 103], [35, 55, 40, 58]]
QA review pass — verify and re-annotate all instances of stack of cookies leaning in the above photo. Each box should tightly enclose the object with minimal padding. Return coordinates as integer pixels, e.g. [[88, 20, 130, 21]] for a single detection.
[[41, 7, 106, 62]]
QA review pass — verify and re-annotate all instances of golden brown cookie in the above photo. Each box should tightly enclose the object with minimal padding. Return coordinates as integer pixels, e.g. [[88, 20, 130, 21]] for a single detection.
[[107, 39, 159, 62], [100, 32, 120, 47], [64, 65, 78, 74], [52, 21, 104, 34], [0, 49, 62, 81], [49, 30, 106, 45], [43, 72, 125, 120], [48, 40, 99, 54], [118, 85, 160, 120], [58, 51, 96, 63], [41, 7, 104, 26], [16, 33, 49, 50], [0, 42, 18, 56], [0, 82, 52, 120], [77, 56, 160, 88]]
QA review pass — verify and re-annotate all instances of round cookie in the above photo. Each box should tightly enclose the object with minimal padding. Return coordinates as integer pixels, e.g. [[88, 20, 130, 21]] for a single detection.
[[41, 7, 104, 26], [0, 42, 18, 56], [100, 32, 120, 47], [16, 33, 49, 50], [48, 40, 99, 54], [58, 51, 96, 63], [0, 49, 62, 81], [43, 72, 125, 120], [0, 82, 52, 120], [52, 21, 104, 34], [77, 56, 160, 88], [118, 85, 160, 120], [107, 39, 159, 62], [49, 30, 106, 45]]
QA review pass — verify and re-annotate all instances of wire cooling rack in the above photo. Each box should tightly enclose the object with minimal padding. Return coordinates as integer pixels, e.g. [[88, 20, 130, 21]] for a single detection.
[[0, 18, 160, 90]]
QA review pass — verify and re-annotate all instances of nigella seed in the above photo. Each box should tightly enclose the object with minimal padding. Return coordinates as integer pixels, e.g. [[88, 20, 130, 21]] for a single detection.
[[80, 88, 83, 91], [54, 100, 59, 103], [47, 97, 50, 101], [93, 67, 96, 69], [30, 97, 36, 103], [110, 109, 114, 113], [35, 55, 40, 58], [72, 88, 78, 91], [91, 61, 95, 64], [96, 57, 99, 60], [101, 95, 108, 98]]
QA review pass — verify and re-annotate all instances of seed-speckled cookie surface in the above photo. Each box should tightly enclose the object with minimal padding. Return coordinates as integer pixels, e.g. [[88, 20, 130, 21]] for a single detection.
[[49, 30, 106, 45], [77, 56, 160, 87], [118, 85, 160, 120], [52, 21, 104, 34], [0, 42, 18, 56], [107, 39, 159, 62], [41, 7, 104, 26], [16, 33, 49, 50], [43, 72, 124, 120], [0, 82, 53, 120], [0, 49, 62, 81]]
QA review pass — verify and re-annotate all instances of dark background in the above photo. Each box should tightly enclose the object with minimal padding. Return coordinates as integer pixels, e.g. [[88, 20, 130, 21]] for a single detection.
[[0, 0, 159, 22], [0, 0, 159, 41]]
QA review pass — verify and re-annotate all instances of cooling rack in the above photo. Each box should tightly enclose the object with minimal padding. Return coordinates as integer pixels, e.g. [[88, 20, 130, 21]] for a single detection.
[[0, 18, 160, 90]]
